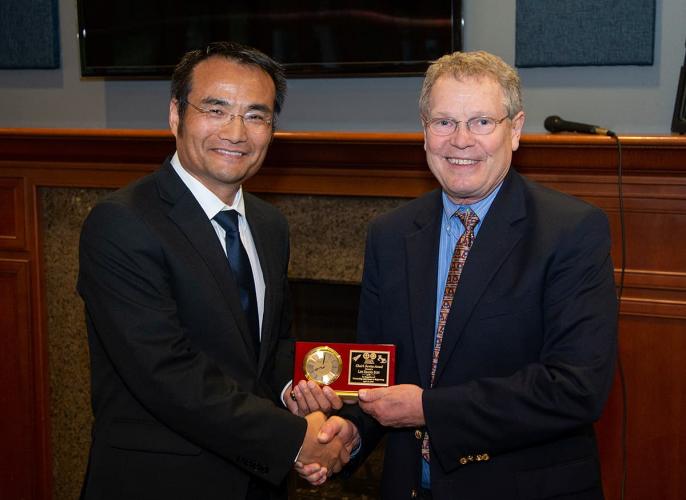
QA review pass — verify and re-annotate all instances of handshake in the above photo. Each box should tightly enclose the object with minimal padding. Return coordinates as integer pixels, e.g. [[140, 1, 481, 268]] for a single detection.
[[295, 411, 359, 486], [286, 380, 358, 486], [286, 379, 424, 486]]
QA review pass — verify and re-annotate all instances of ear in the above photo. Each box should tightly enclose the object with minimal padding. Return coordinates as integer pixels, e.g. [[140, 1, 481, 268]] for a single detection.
[[510, 111, 525, 152], [169, 99, 180, 137], [422, 123, 428, 152]]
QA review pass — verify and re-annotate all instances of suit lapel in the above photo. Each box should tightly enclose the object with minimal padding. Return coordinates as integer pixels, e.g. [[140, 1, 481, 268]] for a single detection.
[[156, 161, 260, 360], [406, 191, 443, 390], [243, 195, 275, 376], [434, 170, 527, 383]]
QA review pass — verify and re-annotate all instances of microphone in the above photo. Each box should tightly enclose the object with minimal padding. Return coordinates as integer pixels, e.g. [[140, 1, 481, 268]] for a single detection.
[[544, 115, 616, 137]]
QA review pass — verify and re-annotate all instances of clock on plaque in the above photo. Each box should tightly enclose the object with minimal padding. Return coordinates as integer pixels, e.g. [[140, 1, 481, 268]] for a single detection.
[[294, 341, 396, 400], [303, 346, 343, 386]]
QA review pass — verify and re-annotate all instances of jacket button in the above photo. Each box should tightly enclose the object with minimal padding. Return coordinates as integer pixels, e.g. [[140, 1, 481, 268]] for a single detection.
[[414, 429, 423, 439]]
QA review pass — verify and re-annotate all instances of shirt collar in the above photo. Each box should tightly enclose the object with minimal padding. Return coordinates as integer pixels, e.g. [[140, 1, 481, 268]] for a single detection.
[[170, 152, 246, 220], [441, 182, 503, 224]]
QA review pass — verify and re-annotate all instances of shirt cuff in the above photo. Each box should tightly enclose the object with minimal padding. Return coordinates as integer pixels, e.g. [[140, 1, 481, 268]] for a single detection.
[[280, 379, 293, 407], [350, 437, 362, 458]]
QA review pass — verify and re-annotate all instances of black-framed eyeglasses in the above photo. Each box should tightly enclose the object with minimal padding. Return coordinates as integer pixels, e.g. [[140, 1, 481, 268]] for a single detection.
[[183, 100, 273, 132], [423, 115, 510, 136]]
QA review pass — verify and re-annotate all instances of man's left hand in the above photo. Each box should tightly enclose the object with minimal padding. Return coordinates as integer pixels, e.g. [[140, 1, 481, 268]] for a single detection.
[[286, 380, 343, 417], [358, 384, 425, 427]]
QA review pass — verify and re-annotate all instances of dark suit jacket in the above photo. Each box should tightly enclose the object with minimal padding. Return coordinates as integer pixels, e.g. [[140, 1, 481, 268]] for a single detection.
[[77, 159, 306, 500], [345, 169, 617, 500]]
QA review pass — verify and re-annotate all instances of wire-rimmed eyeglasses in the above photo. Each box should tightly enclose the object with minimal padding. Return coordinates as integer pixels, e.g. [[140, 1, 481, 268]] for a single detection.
[[423, 115, 510, 136], [183, 100, 273, 132]]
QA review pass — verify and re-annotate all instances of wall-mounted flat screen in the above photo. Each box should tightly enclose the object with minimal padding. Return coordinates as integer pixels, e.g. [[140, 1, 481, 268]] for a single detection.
[[77, 1, 461, 78]]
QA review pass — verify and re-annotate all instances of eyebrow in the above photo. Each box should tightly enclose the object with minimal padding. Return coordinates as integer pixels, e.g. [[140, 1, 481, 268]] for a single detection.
[[199, 97, 272, 113], [199, 97, 229, 106], [429, 112, 499, 119], [246, 103, 273, 114]]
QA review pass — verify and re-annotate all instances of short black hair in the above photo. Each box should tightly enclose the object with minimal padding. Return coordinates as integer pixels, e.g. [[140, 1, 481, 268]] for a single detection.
[[171, 41, 287, 131]]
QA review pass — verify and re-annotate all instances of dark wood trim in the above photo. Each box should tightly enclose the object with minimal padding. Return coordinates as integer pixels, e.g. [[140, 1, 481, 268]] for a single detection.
[[1, 129, 685, 196]]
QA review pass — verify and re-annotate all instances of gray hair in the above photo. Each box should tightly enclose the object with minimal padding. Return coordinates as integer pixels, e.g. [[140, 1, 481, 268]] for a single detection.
[[419, 51, 522, 119]]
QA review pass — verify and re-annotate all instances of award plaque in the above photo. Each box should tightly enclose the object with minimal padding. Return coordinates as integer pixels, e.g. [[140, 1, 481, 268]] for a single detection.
[[294, 341, 396, 400]]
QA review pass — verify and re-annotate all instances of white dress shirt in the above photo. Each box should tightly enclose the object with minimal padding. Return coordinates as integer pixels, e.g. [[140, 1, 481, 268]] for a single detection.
[[171, 153, 265, 337]]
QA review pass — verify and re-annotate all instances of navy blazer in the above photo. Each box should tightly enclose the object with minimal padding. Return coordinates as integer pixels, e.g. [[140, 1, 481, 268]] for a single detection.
[[346, 169, 617, 500], [78, 159, 306, 500]]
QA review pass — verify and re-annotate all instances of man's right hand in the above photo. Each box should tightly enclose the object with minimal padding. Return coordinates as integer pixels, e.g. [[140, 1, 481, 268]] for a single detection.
[[295, 414, 359, 486], [317, 415, 360, 454], [296, 412, 348, 478]]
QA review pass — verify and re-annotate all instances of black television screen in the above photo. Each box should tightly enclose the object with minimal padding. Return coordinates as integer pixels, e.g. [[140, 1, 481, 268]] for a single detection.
[[77, 1, 461, 78]]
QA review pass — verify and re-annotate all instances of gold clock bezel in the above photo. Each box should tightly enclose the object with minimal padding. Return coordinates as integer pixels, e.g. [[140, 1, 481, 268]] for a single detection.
[[303, 346, 343, 386]]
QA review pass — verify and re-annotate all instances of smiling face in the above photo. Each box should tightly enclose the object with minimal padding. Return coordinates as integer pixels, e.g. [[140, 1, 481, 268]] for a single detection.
[[169, 57, 276, 204], [423, 75, 525, 205]]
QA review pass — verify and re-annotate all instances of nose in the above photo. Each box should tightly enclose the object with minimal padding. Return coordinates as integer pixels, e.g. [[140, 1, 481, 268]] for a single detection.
[[449, 122, 476, 149], [217, 114, 248, 142]]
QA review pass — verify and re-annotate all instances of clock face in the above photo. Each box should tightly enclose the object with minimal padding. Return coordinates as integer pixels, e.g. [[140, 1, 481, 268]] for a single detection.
[[303, 346, 342, 386]]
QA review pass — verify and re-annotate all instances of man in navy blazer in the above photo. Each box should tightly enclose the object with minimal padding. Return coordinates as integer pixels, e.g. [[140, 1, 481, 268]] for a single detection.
[[309, 51, 617, 499], [77, 42, 352, 500]]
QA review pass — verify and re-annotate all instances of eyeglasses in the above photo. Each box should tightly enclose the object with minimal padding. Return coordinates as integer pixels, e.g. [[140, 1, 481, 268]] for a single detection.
[[423, 115, 510, 136], [183, 100, 273, 132]]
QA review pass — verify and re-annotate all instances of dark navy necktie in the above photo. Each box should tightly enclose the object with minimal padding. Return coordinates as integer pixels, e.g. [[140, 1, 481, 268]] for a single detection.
[[213, 210, 260, 355]]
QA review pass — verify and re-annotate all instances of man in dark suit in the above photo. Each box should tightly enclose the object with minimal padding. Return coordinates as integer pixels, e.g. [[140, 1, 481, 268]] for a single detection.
[[308, 51, 618, 499], [78, 42, 352, 500]]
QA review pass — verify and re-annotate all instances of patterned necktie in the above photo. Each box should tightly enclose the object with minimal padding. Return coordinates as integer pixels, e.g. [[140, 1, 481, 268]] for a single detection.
[[213, 210, 260, 355], [422, 208, 480, 462]]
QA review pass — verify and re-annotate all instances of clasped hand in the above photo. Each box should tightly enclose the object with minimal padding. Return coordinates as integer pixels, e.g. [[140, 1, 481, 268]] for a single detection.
[[286, 381, 358, 486], [295, 411, 360, 486]]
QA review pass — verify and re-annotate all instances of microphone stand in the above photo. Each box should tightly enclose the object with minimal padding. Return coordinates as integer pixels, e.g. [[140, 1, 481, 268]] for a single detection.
[[671, 38, 686, 134]]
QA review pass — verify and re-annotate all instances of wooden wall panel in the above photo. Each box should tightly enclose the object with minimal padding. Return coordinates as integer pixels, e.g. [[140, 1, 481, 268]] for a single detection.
[[525, 172, 686, 321], [0, 177, 25, 249], [598, 316, 686, 500], [0, 259, 37, 500], [0, 128, 684, 500]]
